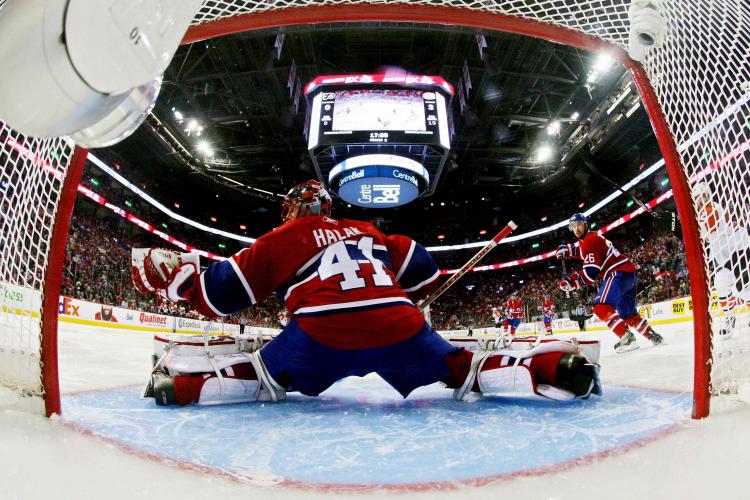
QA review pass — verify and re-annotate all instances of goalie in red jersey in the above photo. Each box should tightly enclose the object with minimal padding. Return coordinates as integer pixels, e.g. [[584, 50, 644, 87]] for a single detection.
[[131, 180, 601, 406], [556, 213, 663, 353]]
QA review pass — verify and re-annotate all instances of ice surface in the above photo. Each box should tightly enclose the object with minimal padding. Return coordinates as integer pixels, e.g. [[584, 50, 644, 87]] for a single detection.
[[2, 321, 750, 499]]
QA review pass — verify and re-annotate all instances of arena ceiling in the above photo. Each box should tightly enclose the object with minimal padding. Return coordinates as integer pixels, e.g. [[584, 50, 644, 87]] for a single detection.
[[109, 22, 661, 228]]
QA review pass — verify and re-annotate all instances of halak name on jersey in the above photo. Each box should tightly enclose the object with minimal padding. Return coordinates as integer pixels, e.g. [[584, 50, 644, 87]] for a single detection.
[[184, 216, 441, 350]]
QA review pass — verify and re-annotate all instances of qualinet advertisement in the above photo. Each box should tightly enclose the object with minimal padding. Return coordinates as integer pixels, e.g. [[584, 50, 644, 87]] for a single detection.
[[56, 296, 241, 336]]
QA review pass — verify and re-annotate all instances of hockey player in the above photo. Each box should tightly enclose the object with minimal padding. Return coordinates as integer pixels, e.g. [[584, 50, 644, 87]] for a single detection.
[[502, 292, 524, 339], [490, 306, 502, 331], [542, 296, 556, 336], [556, 213, 663, 353], [132, 180, 601, 406], [692, 181, 750, 338]]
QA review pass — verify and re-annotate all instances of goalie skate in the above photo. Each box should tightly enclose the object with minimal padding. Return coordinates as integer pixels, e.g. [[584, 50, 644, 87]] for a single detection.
[[718, 316, 736, 340]]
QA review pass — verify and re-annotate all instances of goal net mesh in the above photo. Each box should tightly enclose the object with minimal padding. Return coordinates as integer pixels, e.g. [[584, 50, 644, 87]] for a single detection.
[[0, 121, 74, 411]]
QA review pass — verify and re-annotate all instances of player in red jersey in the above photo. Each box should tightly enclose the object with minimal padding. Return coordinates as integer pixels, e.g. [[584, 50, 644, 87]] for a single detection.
[[556, 213, 663, 353], [542, 296, 555, 336], [501, 293, 524, 338], [132, 181, 601, 405]]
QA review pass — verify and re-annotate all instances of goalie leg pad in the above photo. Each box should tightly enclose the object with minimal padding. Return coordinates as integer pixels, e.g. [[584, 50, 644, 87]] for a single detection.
[[197, 377, 261, 405], [450, 342, 597, 401]]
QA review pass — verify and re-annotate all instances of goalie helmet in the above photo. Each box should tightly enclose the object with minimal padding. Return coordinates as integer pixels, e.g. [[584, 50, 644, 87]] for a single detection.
[[281, 180, 332, 223]]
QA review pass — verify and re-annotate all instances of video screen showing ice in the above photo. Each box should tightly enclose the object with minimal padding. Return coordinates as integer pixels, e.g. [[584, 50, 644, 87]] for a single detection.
[[332, 89, 427, 132]]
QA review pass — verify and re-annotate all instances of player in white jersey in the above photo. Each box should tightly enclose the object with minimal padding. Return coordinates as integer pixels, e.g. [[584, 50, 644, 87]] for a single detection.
[[693, 181, 750, 338]]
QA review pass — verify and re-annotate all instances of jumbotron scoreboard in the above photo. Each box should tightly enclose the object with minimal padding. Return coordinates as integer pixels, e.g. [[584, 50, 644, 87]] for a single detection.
[[304, 74, 454, 208]]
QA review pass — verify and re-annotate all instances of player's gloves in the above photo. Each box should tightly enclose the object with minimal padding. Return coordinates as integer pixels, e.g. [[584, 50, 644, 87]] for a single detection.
[[131, 248, 200, 302], [556, 243, 573, 260], [559, 272, 584, 292]]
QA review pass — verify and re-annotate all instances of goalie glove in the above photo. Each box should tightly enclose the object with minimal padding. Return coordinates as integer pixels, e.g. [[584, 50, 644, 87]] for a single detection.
[[555, 243, 574, 260], [559, 272, 584, 292], [131, 248, 200, 302]]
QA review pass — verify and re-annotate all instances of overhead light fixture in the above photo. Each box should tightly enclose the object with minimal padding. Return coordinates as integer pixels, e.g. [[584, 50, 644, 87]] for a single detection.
[[571, 111, 580, 120], [197, 140, 213, 157], [626, 101, 642, 118], [594, 53, 614, 72], [174, 110, 183, 121], [546, 120, 561, 136], [534, 144, 555, 163]]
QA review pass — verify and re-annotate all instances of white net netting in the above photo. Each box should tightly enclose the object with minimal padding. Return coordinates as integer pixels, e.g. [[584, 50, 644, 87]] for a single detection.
[[0, 121, 73, 410]]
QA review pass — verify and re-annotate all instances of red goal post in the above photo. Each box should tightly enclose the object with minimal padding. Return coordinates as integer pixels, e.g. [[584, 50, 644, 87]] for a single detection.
[[2, 0, 748, 419]]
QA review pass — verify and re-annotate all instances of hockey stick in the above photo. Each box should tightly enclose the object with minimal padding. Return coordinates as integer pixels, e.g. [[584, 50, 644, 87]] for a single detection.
[[561, 256, 571, 300], [418, 221, 517, 311]]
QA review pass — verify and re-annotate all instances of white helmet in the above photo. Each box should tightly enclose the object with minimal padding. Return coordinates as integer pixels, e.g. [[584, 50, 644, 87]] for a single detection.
[[691, 181, 711, 201]]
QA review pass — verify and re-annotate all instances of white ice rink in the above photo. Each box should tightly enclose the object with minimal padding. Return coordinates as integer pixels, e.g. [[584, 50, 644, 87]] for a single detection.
[[2, 320, 750, 500]]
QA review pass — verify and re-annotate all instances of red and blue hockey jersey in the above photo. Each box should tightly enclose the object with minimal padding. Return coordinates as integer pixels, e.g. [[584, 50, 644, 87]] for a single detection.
[[573, 231, 635, 285], [542, 299, 555, 318], [183, 216, 441, 350], [505, 297, 524, 319]]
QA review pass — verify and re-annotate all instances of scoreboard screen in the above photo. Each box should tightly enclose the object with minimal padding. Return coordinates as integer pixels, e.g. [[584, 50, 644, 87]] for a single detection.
[[306, 76, 452, 150], [332, 90, 427, 132]]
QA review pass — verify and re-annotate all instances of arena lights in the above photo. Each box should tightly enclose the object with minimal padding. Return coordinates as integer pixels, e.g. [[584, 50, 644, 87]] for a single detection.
[[546, 121, 561, 136], [533, 144, 555, 163], [586, 52, 614, 83], [83, 98, 748, 254], [86, 153, 256, 244], [197, 141, 213, 157]]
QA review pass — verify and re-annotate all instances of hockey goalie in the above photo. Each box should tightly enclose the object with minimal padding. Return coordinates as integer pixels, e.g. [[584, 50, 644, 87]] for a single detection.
[[132, 180, 601, 406]]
